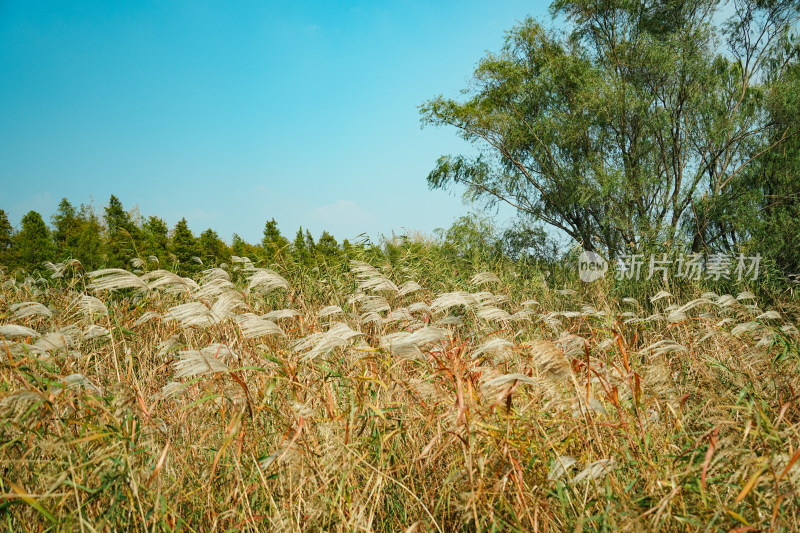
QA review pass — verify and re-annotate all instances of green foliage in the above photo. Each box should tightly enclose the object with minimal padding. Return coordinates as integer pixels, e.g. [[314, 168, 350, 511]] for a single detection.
[[316, 230, 340, 259], [103, 195, 141, 267], [292, 227, 311, 265], [12, 211, 54, 271], [73, 204, 104, 270], [232, 233, 258, 259], [170, 218, 201, 274], [261, 218, 289, 264], [51, 198, 80, 261], [141, 216, 170, 267], [198, 228, 230, 266], [0, 209, 12, 266], [421, 0, 800, 260]]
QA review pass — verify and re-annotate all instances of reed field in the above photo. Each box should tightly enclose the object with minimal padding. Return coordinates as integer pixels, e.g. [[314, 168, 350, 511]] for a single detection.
[[1, 252, 799, 531]]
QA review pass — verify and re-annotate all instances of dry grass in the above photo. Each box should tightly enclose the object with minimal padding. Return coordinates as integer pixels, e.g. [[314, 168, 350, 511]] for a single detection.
[[1, 259, 799, 531]]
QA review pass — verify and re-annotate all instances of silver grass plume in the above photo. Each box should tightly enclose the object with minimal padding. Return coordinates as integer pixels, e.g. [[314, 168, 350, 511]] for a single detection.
[[350, 261, 399, 293], [83, 324, 111, 341], [430, 291, 477, 313], [472, 337, 514, 359], [548, 456, 578, 482], [358, 295, 391, 314], [650, 290, 673, 303], [476, 306, 512, 323], [408, 301, 431, 314], [88, 268, 147, 291], [470, 272, 500, 286], [173, 344, 233, 378], [0, 390, 48, 425], [473, 291, 509, 306], [385, 307, 413, 324], [528, 340, 572, 381], [570, 459, 616, 484], [292, 322, 363, 361], [641, 339, 687, 357], [10, 301, 53, 319], [379, 326, 447, 357], [247, 269, 290, 294], [134, 311, 161, 326], [317, 305, 343, 318], [209, 290, 246, 320], [236, 313, 285, 338], [164, 302, 219, 328], [731, 321, 761, 336], [194, 277, 236, 300], [141, 269, 194, 291], [51, 373, 102, 396], [31, 333, 69, 354], [0, 324, 40, 339], [435, 315, 464, 326], [398, 280, 423, 297], [76, 294, 108, 318]]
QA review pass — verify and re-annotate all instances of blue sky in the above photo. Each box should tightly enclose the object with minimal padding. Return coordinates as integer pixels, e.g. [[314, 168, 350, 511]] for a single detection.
[[1, 1, 552, 244]]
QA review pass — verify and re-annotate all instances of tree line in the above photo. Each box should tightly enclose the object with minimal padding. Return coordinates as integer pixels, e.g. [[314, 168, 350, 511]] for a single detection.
[[0, 195, 351, 276]]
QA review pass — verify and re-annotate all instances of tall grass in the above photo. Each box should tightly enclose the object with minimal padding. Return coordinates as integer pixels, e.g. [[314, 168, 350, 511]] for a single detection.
[[1, 253, 799, 531]]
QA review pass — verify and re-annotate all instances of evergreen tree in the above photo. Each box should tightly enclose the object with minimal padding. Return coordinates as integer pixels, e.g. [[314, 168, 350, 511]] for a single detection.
[[13, 211, 54, 271], [293, 228, 310, 264], [74, 203, 104, 270], [52, 198, 81, 260], [231, 233, 258, 259], [199, 228, 229, 265], [316, 230, 340, 258], [0, 209, 13, 266], [104, 195, 141, 267], [170, 218, 200, 274], [261, 218, 289, 263], [141, 216, 170, 267]]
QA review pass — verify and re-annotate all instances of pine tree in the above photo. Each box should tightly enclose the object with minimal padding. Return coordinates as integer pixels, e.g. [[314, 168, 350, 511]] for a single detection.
[[199, 228, 229, 266], [261, 218, 289, 263], [0, 210, 13, 267], [52, 198, 81, 260], [74, 203, 104, 270], [316, 230, 340, 258], [232, 233, 258, 259], [293, 228, 310, 264], [171, 218, 200, 274], [141, 216, 170, 267], [13, 211, 54, 271], [104, 195, 141, 267]]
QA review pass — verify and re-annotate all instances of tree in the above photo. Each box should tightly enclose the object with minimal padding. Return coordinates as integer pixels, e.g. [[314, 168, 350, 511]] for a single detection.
[[232, 233, 258, 259], [141, 216, 170, 266], [52, 198, 81, 260], [74, 203, 104, 270], [421, 0, 800, 257], [104, 195, 141, 267], [0, 209, 13, 266], [170, 218, 200, 274], [261, 218, 289, 263], [293, 227, 311, 264], [199, 228, 230, 265], [13, 211, 54, 270], [316, 230, 340, 258]]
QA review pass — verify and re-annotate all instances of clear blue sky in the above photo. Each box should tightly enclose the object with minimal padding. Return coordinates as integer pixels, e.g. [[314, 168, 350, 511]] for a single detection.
[[1, 1, 553, 244]]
